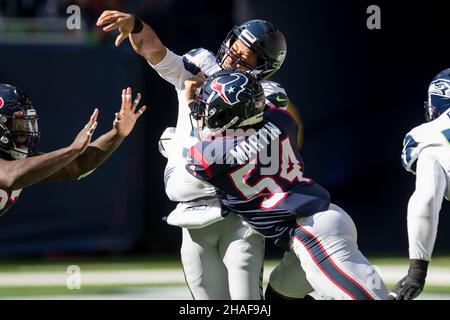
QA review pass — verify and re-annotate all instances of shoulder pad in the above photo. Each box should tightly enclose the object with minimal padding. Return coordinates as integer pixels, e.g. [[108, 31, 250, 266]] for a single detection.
[[260, 80, 286, 96], [266, 92, 289, 109], [182, 48, 220, 77], [261, 80, 289, 109]]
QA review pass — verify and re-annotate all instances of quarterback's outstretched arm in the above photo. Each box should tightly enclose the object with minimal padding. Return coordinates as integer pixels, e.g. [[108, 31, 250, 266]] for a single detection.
[[46, 88, 146, 182], [0, 110, 98, 190], [96, 11, 166, 65], [97, 11, 194, 89]]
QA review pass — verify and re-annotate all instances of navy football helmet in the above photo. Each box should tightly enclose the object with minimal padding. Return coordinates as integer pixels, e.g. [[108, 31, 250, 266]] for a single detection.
[[424, 68, 450, 121], [0, 84, 40, 160], [190, 70, 265, 133], [217, 19, 287, 80]]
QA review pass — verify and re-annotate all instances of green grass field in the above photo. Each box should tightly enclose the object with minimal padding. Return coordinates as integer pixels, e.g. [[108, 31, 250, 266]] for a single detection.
[[0, 255, 448, 299]]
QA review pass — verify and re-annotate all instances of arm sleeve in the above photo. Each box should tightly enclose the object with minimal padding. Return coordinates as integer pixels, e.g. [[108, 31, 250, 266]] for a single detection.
[[407, 147, 448, 261], [147, 48, 192, 90]]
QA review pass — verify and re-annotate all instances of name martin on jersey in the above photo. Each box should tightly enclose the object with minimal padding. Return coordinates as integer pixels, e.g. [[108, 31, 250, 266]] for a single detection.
[[229, 121, 281, 162], [193, 121, 282, 174]]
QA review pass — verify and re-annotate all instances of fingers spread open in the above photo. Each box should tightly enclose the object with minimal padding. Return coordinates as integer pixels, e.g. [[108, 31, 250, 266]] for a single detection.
[[126, 87, 132, 106], [137, 105, 147, 117], [121, 88, 127, 107], [121, 87, 132, 110], [132, 93, 141, 112]]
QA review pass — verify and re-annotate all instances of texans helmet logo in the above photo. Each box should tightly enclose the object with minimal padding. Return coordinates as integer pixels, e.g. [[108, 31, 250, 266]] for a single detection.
[[0, 97, 3, 109], [210, 73, 248, 105]]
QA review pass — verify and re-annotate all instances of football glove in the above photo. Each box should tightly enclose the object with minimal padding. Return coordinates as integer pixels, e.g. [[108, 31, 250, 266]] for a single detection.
[[388, 259, 428, 300]]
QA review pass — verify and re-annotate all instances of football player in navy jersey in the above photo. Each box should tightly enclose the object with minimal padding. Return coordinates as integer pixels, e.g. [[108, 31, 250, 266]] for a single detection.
[[388, 69, 450, 300], [186, 70, 389, 300], [0, 84, 145, 217], [98, 11, 289, 299]]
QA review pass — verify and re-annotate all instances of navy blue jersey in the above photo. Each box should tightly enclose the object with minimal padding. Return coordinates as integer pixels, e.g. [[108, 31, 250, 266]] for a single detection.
[[186, 108, 330, 247]]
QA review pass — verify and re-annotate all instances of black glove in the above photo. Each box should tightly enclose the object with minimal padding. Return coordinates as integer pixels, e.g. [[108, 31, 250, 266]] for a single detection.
[[388, 259, 428, 300]]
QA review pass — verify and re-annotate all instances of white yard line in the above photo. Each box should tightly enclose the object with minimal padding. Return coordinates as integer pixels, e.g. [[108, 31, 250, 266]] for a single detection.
[[0, 270, 185, 286], [0, 265, 448, 287]]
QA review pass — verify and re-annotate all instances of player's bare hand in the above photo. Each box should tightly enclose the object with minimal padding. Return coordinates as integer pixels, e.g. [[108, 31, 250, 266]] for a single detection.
[[71, 108, 98, 154], [184, 72, 205, 103], [113, 87, 147, 137], [96, 10, 135, 47]]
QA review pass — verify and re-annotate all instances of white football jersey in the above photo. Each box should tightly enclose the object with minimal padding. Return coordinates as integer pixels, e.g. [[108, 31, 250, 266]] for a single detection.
[[401, 109, 450, 174], [402, 110, 450, 260], [149, 47, 289, 165]]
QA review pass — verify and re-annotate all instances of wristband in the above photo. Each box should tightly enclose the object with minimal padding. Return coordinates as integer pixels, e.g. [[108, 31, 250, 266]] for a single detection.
[[408, 259, 428, 282], [132, 16, 144, 34]]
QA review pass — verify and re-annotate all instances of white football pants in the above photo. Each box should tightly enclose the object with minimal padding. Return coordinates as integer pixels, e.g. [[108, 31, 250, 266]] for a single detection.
[[270, 203, 389, 300], [181, 213, 265, 300]]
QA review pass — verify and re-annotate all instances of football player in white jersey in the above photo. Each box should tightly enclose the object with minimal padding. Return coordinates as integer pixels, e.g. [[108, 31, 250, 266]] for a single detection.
[[388, 68, 450, 300], [97, 11, 289, 299]]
